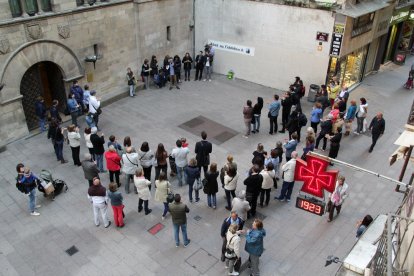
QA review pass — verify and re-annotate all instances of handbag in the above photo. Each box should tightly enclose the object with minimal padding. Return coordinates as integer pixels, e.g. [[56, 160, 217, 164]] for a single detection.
[[193, 178, 203, 191], [152, 158, 158, 167], [224, 236, 237, 259], [167, 192, 174, 203], [267, 111, 271, 118], [272, 176, 278, 189]]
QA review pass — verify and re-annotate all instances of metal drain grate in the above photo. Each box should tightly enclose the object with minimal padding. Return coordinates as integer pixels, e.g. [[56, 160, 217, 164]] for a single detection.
[[65, 245, 78, 256]]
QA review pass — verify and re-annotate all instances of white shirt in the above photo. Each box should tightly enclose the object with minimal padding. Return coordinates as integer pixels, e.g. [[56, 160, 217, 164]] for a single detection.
[[281, 158, 296, 182], [84, 133, 93, 149], [68, 131, 81, 148], [89, 96, 100, 114], [171, 147, 190, 167]]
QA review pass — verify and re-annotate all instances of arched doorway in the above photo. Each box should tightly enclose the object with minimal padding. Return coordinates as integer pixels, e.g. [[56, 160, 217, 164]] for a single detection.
[[20, 61, 66, 130]]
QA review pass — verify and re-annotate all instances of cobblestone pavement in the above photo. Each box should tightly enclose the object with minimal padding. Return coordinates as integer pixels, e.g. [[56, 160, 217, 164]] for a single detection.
[[0, 60, 412, 276]]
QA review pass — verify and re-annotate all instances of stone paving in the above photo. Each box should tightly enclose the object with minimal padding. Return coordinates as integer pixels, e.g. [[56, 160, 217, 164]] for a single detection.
[[0, 60, 412, 276]]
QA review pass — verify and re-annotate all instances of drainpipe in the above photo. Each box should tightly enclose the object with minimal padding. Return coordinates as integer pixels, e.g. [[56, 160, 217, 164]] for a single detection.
[[192, 0, 196, 58]]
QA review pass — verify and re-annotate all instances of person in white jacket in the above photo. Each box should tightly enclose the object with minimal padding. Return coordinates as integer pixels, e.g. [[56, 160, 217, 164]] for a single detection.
[[259, 162, 275, 207], [122, 147, 140, 194], [88, 90, 101, 128], [327, 175, 349, 222], [276, 151, 297, 202], [225, 224, 241, 276], [87, 178, 111, 228], [134, 167, 152, 215], [224, 165, 239, 211]]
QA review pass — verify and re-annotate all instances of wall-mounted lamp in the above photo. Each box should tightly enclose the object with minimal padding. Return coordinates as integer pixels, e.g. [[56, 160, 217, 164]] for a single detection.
[[84, 44, 102, 69]]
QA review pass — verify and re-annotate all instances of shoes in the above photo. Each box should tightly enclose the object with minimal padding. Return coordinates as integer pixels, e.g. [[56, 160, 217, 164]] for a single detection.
[[203, 79, 207, 81], [252, 130, 256, 134], [368, 148, 373, 153], [195, 199, 200, 203], [327, 219, 332, 222], [190, 200, 193, 203], [225, 206, 231, 211], [242, 135, 248, 139], [95, 224, 100, 227], [213, 206, 216, 209], [184, 239, 191, 247], [162, 216, 165, 220], [269, 132, 273, 135], [221, 255, 225, 262], [30, 212, 40, 216], [286, 199, 291, 202], [61, 160, 68, 164], [145, 209, 152, 215], [176, 86, 180, 89], [353, 131, 360, 135], [104, 221, 111, 228], [169, 87, 173, 90], [229, 272, 239, 276], [176, 244, 179, 248], [138, 208, 143, 213], [278, 130, 285, 133], [119, 224, 125, 228]]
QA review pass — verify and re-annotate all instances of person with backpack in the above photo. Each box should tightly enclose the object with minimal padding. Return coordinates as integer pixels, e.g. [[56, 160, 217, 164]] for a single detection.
[[17, 167, 41, 216]]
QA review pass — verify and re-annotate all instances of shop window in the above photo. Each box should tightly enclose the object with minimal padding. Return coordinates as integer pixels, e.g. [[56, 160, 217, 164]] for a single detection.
[[352, 13, 375, 37]]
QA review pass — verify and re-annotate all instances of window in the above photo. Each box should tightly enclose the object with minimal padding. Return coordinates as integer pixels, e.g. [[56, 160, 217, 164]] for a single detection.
[[166, 26, 171, 42], [352, 13, 375, 37]]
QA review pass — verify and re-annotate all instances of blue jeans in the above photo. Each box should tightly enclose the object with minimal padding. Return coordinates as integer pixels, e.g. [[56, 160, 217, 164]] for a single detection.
[[53, 140, 64, 161], [278, 181, 295, 200], [207, 193, 217, 207], [173, 223, 189, 246], [253, 114, 261, 131], [95, 154, 104, 172], [29, 188, 36, 213], [38, 117, 46, 131], [188, 182, 199, 202], [162, 202, 169, 217], [176, 166, 187, 186]]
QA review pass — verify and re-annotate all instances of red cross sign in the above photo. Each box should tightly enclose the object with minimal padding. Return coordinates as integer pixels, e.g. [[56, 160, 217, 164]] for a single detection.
[[294, 155, 338, 198]]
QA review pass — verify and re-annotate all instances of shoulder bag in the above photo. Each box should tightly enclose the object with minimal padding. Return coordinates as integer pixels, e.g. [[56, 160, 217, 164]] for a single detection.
[[225, 236, 237, 259], [193, 178, 203, 191]]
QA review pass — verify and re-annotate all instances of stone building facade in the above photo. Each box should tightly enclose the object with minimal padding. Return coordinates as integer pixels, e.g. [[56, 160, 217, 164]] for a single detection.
[[0, 0, 192, 145]]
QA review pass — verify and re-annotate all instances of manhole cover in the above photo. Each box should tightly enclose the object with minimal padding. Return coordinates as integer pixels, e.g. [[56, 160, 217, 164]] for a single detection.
[[65, 245, 78, 256], [185, 248, 218, 274], [148, 223, 165, 235], [194, 215, 202, 221]]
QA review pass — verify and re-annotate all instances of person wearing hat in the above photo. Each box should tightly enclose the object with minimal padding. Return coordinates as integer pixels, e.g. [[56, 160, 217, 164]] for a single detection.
[[88, 90, 101, 128], [90, 127, 106, 173], [231, 190, 250, 221]]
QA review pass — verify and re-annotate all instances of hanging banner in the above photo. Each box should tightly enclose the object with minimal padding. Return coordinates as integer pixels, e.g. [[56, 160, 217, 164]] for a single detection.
[[330, 33, 343, 57], [208, 40, 255, 56]]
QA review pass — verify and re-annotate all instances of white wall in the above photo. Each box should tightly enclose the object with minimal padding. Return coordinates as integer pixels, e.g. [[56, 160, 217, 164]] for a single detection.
[[195, 0, 335, 91]]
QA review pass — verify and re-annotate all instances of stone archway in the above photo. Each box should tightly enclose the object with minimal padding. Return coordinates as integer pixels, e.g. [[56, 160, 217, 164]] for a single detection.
[[0, 40, 84, 143]]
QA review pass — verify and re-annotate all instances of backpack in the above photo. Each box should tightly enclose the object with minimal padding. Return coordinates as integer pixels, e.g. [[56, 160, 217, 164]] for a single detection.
[[16, 181, 26, 194], [299, 113, 308, 127]]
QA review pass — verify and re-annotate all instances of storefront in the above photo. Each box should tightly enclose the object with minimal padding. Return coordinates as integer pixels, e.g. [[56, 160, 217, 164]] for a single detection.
[[383, 8, 414, 64], [328, 45, 369, 88]]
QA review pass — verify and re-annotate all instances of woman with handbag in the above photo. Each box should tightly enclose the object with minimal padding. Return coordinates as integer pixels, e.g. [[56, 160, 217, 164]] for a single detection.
[[225, 224, 241, 276], [155, 172, 171, 220], [185, 158, 200, 203], [224, 165, 239, 211], [204, 163, 219, 209]]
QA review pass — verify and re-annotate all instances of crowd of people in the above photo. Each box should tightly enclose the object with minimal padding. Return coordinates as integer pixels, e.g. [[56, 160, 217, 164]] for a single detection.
[[26, 69, 386, 275]]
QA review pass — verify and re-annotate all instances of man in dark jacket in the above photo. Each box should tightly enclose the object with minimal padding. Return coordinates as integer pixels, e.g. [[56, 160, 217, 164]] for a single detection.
[[368, 112, 385, 153], [70, 80, 85, 113], [195, 131, 212, 176], [195, 51, 206, 81], [81, 153, 100, 187], [244, 165, 263, 218], [90, 127, 106, 173], [169, 194, 190, 247], [315, 114, 333, 151], [35, 96, 47, 132], [50, 99, 62, 123], [279, 92, 293, 133], [220, 211, 244, 262]]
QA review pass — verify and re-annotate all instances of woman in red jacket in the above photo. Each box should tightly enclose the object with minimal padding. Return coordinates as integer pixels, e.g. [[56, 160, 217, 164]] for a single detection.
[[105, 145, 122, 187]]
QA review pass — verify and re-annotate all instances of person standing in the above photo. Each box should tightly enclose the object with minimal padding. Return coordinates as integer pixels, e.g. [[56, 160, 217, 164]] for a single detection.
[[368, 112, 385, 153], [185, 158, 201, 203], [81, 153, 99, 187], [154, 143, 168, 182], [70, 80, 84, 112], [231, 190, 251, 222], [84, 127, 95, 160], [141, 59, 151, 89], [245, 219, 266, 276], [171, 139, 190, 187], [90, 127, 106, 173], [327, 175, 349, 222], [268, 94, 281, 135], [126, 67, 136, 97], [88, 90, 101, 128], [155, 172, 171, 219], [204, 163, 219, 209], [50, 100, 62, 123], [204, 51, 212, 81], [259, 162, 275, 207], [122, 147, 139, 194], [67, 125, 82, 166], [328, 79, 340, 108], [315, 114, 333, 151], [87, 178, 111, 228], [220, 211, 245, 262], [134, 168, 152, 215], [107, 182, 125, 228], [224, 165, 239, 211], [344, 100, 357, 136], [276, 151, 297, 202], [310, 102, 323, 134], [286, 110, 300, 141], [18, 167, 41, 216], [105, 145, 122, 187], [173, 55, 182, 83], [195, 131, 212, 176], [35, 96, 47, 132], [252, 97, 264, 134], [244, 165, 263, 218], [169, 194, 191, 247], [195, 51, 205, 81], [83, 84, 91, 111], [225, 224, 242, 276], [243, 100, 253, 138], [168, 58, 180, 90], [67, 92, 80, 126], [355, 97, 368, 135], [327, 126, 343, 161], [139, 141, 155, 181], [284, 133, 298, 162], [47, 118, 67, 164], [182, 52, 193, 81]]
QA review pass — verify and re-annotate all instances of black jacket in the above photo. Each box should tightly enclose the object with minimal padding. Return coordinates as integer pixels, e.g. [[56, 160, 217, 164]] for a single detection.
[[195, 140, 212, 166], [287, 115, 300, 133], [220, 216, 244, 237], [204, 171, 219, 194], [320, 120, 333, 135], [195, 54, 206, 69], [47, 126, 64, 142], [369, 117, 385, 135], [281, 97, 293, 114], [182, 56, 193, 70], [50, 105, 62, 122], [35, 101, 47, 119], [90, 134, 105, 154], [244, 173, 263, 195]]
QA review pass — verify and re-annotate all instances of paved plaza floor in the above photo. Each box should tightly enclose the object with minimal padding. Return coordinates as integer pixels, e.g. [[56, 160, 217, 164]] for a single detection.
[[0, 60, 413, 276]]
